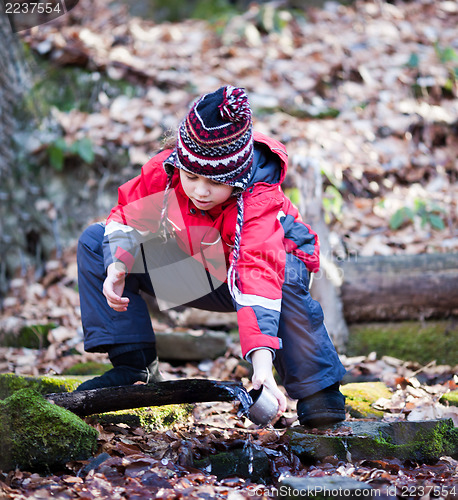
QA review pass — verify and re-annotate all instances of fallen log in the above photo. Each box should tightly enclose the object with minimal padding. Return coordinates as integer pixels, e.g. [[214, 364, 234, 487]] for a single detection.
[[339, 253, 458, 323], [44, 379, 246, 417]]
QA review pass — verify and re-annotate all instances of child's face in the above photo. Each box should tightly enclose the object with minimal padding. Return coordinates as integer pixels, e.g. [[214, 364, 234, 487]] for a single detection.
[[179, 170, 234, 211]]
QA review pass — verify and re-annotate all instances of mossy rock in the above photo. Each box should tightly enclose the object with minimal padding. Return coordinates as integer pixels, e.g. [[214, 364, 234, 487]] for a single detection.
[[347, 320, 458, 366], [440, 390, 458, 407], [89, 404, 193, 431], [288, 419, 458, 465], [29, 59, 141, 114], [0, 388, 98, 471], [0, 373, 82, 399], [1, 323, 55, 349], [63, 362, 111, 376], [341, 382, 392, 419]]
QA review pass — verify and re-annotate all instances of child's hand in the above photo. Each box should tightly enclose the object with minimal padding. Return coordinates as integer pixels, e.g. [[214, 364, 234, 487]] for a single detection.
[[251, 349, 287, 415], [103, 262, 129, 312]]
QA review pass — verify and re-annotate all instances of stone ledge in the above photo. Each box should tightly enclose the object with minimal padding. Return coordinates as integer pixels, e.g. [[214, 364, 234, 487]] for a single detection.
[[287, 419, 458, 464], [155, 329, 228, 361]]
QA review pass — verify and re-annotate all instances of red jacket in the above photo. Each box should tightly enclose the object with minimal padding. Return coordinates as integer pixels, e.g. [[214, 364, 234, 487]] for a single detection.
[[104, 132, 320, 358]]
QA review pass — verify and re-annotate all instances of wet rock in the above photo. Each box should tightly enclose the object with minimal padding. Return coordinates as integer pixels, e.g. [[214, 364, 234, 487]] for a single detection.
[[155, 329, 227, 361], [0, 388, 98, 471], [287, 419, 458, 464], [278, 476, 373, 499], [193, 445, 270, 482], [341, 382, 392, 419]]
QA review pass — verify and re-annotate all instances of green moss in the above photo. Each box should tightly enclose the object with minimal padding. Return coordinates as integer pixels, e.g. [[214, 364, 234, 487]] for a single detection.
[[378, 420, 458, 462], [119, 0, 240, 23], [1, 323, 55, 349], [63, 362, 111, 376], [440, 390, 458, 406], [0, 388, 98, 471], [288, 419, 458, 464], [341, 382, 392, 419], [347, 320, 458, 365], [0, 373, 82, 399], [89, 404, 193, 431]]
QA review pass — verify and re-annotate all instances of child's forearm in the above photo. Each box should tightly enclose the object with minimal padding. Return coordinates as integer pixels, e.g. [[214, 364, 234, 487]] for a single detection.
[[251, 349, 273, 377], [251, 348, 287, 414]]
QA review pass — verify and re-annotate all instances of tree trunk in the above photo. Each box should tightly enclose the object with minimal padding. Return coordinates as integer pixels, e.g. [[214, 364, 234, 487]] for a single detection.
[[0, 11, 35, 295], [0, 11, 24, 176], [339, 253, 458, 323], [0, 12, 62, 295], [45, 379, 246, 417]]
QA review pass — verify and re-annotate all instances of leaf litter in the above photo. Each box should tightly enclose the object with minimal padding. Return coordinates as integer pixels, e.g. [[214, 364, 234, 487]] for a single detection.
[[1, 248, 457, 497]]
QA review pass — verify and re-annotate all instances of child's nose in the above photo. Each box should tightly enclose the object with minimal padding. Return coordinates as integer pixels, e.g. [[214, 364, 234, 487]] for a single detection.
[[195, 182, 210, 196]]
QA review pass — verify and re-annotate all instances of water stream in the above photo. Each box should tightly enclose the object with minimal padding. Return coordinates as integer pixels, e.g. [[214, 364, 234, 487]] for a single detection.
[[221, 383, 254, 419], [342, 436, 352, 462], [242, 434, 254, 475]]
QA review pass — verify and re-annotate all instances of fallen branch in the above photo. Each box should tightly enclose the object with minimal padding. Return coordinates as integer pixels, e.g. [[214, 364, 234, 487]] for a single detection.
[[44, 379, 246, 417], [340, 253, 458, 322]]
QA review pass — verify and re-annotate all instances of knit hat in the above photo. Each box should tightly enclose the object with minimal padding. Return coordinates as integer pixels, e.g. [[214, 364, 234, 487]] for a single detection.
[[164, 85, 254, 192]]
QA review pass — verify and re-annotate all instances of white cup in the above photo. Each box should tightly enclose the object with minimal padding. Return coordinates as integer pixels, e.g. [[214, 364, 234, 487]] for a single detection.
[[247, 386, 279, 426]]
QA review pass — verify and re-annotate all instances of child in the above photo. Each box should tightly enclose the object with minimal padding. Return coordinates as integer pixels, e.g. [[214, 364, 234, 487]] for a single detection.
[[76, 85, 346, 426]]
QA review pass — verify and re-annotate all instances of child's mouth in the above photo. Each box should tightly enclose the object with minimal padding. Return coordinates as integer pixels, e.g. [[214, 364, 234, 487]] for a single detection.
[[193, 199, 212, 208]]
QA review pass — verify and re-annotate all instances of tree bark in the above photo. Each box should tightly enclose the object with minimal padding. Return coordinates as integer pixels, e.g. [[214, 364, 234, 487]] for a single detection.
[[0, 11, 46, 295], [45, 379, 246, 417], [0, 11, 25, 294], [0, 11, 24, 176], [339, 253, 458, 323]]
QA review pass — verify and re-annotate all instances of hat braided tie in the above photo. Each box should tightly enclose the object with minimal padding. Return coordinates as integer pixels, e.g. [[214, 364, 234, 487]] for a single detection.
[[228, 193, 245, 295]]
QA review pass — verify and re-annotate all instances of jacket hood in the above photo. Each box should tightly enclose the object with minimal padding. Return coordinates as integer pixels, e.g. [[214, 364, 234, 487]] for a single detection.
[[250, 131, 288, 186]]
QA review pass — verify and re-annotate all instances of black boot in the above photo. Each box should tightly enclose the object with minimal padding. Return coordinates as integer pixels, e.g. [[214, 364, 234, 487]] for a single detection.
[[297, 382, 346, 427], [76, 345, 162, 391]]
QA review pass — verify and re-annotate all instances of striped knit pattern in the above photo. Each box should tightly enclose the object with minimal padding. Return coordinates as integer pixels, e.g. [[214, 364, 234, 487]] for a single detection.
[[228, 194, 245, 294], [164, 86, 254, 191]]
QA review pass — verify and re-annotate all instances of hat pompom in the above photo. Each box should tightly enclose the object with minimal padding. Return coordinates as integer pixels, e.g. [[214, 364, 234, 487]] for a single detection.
[[218, 86, 252, 123]]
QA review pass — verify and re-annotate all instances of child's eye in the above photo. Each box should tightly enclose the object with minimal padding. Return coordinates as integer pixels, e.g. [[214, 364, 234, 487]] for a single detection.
[[186, 174, 198, 181]]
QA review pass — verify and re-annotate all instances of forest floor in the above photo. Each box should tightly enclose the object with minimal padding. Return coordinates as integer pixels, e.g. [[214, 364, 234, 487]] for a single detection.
[[0, 247, 457, 498]]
